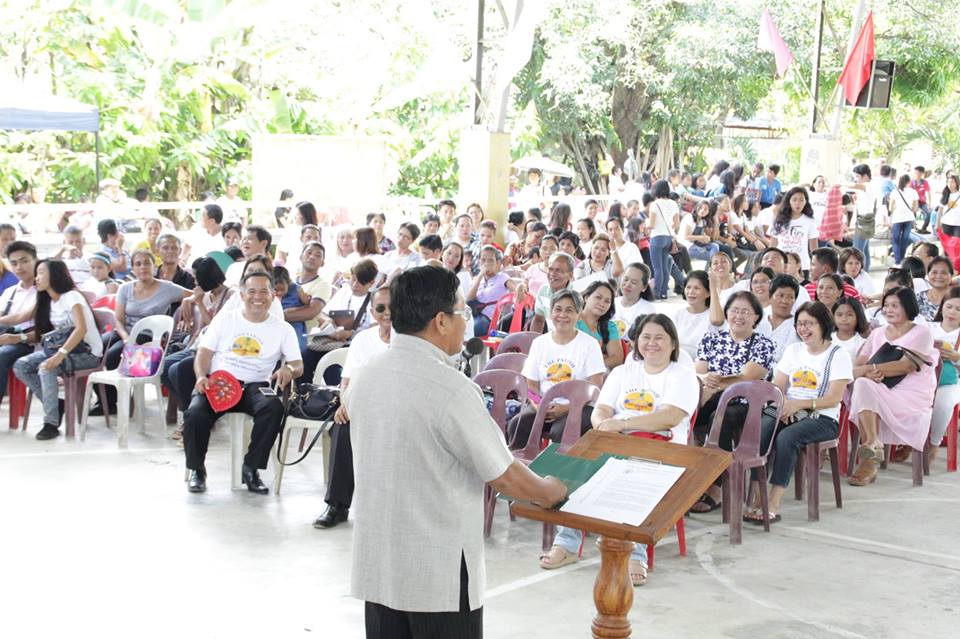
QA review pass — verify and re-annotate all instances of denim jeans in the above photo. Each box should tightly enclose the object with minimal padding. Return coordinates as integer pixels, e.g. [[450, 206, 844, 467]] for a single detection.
[[687, 242, 720, 263], [853, 237, 870, 272], [919, 203, 932, 229], [751, 413, 839, 487], [649, 235, 673, 299], [554, 526, 647, 565], [891, 221, 913, 264], [14, 350, 101, 426]]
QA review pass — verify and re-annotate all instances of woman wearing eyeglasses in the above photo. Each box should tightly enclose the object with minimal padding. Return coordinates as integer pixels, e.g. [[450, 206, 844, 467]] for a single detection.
[[312, 284, 392, 530]]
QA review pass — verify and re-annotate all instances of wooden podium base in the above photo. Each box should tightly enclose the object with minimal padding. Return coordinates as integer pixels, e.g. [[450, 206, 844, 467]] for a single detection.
[[591, 537, 635, 638]]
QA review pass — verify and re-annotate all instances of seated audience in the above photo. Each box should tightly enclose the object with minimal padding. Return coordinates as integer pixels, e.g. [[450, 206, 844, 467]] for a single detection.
[[96, 219, 130, 280], [439, 241, 469, 294], [577, 279, 624, 370], [313, 285, 392, 530], [847, 287, 937, 486], [384, 222, 422, 276], [918, 256, 953, 321], [183, 270, 303, 494], [573, 232, 616, 286], [52, 225, 90, 285], [840, 247, 875, 297], [814, 273, 845, 310], [758, 274, 801, 362], [803, 247, 861, 301], [79, 252, 120, 297], [929, 286, 960, 463], [744, 302, 852, 524], [221, 221, 243, 248], [225, 225, 272, 286], [613, 263, 655, 336], [155, 234, 196, 302], [274, 265, 322, 348], [14, 259, 103, 440], [134, 217, 163, 266], [669, 270, 717, 360], [182, 203, 226, 266], [507, 289, 604, 449], [0, 241, 39, 406], [831, 297, 870, 361], [523, 235, 558, 295], [466, 246, 520, 337]]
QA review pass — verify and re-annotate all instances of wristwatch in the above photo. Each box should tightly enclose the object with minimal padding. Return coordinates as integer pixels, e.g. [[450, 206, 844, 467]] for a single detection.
[[58, 348, 69, 356], [19, 333, 28, 343], [285, 363, 296, 375]]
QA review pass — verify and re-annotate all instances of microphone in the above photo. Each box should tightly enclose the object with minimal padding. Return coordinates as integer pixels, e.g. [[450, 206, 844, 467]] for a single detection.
[[460, 337, 485, 377], [461, 337, 485, 358]]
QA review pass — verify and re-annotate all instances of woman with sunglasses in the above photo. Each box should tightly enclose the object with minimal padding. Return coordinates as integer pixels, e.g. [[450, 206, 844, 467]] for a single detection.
[[312, 285, 392, 530]]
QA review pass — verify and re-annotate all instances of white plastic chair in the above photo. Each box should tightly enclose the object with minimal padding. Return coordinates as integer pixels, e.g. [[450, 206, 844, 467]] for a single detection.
[[274, 348, 348, 494], [80, 315, 175, 448]]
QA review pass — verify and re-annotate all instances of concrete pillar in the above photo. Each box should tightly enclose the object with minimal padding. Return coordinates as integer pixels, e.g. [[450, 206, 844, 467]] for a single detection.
[[800, 136, 843, 185], [458, 126, 511, 243]]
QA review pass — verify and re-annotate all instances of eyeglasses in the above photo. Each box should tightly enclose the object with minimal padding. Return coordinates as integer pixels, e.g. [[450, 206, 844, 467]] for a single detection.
[[374, 304, 388, 314], [447, 307, 471, 321], [727, 308, 755, 317], [796, 320, 818, 328]]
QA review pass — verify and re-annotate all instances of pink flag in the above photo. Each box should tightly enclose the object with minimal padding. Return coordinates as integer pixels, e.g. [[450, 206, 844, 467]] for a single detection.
[[757, 8, 794, 77]]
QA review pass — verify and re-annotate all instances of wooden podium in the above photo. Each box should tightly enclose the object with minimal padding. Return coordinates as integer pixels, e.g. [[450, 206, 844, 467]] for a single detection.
[[510, 431, 731, 639]]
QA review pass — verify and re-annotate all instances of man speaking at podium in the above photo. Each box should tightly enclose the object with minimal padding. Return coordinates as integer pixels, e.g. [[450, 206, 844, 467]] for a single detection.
[[346, 265, 567, 638]]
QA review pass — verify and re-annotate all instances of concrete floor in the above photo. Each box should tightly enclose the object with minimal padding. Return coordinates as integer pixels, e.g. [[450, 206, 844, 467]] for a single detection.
[[1, 398, 957, 639]]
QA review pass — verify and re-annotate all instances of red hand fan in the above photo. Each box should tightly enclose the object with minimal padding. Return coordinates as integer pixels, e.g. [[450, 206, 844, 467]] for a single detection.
[[206, 370, 242, 412]]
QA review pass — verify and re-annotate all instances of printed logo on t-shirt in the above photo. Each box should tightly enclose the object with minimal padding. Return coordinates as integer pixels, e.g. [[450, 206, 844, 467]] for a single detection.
[[791, 369, 818, 390], [623, 390, 655, 413], [613, 319, 627, 336], [544, 360, 574, 384], [231, 335, 262, 357]]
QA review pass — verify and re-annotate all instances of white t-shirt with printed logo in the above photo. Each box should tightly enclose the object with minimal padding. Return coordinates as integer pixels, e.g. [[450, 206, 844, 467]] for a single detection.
[[522, 331, 605, 400], [596, 359, 699, 442], [198, 309, 302, 384], [770, 215, 819, 270], [613, 296, 656, 337], [775, 343, 853, 421]]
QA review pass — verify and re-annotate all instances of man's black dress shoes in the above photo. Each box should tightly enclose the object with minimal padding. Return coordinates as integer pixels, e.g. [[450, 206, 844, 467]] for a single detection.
[[242, 464, 269, 494], [313, 503, 349, 529], [187, 469, 206, 493]]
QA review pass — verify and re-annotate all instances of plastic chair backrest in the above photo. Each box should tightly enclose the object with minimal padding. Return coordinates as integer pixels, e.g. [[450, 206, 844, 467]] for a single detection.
[[313, 348, 349, 384], [171, 305, 204, 342], [474, 369, 527, 434], [488, 293, 536, 336], [484, 352, 527, 373], [87, 309, 118, 370], [81, 290, 97, 305], [92, 294, 116, 311], [706, 380, 783, 458], [127, 315, 175, 350], [521, 380, 600, 457], [498, 331, 538, 354]]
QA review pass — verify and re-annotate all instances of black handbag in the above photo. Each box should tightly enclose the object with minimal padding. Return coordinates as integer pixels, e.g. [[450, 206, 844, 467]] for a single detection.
[[41, 326, 92, 374], [867, 342, 931, 389], [275, 384, 341, 466]]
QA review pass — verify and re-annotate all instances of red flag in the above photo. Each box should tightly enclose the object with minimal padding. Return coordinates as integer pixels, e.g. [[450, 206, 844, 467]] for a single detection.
[[757, 9, 794, 77], [837, 12, 876, 105]]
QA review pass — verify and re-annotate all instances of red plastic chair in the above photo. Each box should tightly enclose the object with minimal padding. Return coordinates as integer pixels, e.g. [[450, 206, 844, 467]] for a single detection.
[[7, 376, 27, 430], [483, 352, 527, 374], [497, 331, 538, 355], [91, 295, 117, 311], [522, 380, 599, 552], [487, 292, 535, 337], [474, 369, 529, 538], [21, 309, 118, 437], [705, 381, 784, 545]]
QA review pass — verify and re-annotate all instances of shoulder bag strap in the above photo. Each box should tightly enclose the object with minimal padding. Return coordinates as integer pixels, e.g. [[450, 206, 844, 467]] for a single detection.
[[351, 293, 372, 331], [815, 346, 840, 398]]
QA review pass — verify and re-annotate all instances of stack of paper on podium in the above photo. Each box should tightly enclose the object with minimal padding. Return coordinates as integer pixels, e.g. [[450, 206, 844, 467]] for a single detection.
[[560, 458, 684, 527], [523, 443, 685, 526]]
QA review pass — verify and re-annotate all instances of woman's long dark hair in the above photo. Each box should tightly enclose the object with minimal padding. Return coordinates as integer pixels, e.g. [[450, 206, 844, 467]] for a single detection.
[[942, 175, 959, 206], [33, 259, 87, 340], [773, 186, 814, 234], [581, 279, 617, 355], [273, 188, 294, 227]]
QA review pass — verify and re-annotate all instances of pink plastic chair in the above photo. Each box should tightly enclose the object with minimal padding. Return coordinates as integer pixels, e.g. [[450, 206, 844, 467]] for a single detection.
[[483, 352, 527, 373], [474, 369, 529, 538], [792, 437, 843, 521], [946, 405, 958, 472], [705, 380, 784, 545], [514, 380, 599, 551], [497, 331, 538, 355]]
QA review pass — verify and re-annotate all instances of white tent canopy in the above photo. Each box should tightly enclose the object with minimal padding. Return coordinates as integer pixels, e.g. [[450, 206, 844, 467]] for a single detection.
[[0, 93, 99, 132]]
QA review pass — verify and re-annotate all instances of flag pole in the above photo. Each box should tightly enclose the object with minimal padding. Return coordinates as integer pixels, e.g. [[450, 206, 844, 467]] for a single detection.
[[809, 0, 825, 134]]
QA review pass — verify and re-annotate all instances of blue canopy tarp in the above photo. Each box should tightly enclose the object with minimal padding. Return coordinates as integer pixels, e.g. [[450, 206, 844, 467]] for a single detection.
[[0, 94, 99, 132]]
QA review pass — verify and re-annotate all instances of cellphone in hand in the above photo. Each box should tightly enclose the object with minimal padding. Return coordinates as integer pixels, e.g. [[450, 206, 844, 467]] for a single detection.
[[258, 386, 278, 397]]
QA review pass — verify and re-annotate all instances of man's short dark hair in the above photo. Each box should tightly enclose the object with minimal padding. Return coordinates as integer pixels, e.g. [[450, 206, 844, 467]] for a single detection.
[[880, 165, 893, 178], [769, 273, 800, 298], [768, 164, 781, 176], [914, 165, 925, 174], [419, 234, 443, 253], [97, 219, 119, 242], [529, 222, 548, 234], [203, 203, 224, 224], [5, 240, 37, 260], [811, 247, 839, 273], [246, 225, 272, 248], [352, 259, 379, 285], [157, 233, 180, 247], [437, 199, 456, 210], [390, 265, 459, 335], [761, 247, 787, 265], [240, 271, 274, 289], [134, 187, 149, 202], [0, 223, 16, 234], [301, 240, 325, 256]]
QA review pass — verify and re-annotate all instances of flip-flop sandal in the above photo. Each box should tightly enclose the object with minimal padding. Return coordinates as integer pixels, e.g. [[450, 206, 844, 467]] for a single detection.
[[629, 560, 647, 587], [857, 444, 879, 461], [747, 512, 781, 525], [688, 494, 721, 514], [539, 545, 579, 570], [742, 508, 763, 523]]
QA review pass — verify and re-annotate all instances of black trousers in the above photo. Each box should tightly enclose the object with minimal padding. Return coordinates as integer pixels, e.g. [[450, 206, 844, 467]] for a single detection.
[[325, 421, 354, 508], [365, 554, 481, 639], [182, 382, 285, 471], [506, 404, 594, 450]]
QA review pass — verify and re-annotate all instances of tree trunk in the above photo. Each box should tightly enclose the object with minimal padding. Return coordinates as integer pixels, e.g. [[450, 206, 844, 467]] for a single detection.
[[610, 81, 650, 169]]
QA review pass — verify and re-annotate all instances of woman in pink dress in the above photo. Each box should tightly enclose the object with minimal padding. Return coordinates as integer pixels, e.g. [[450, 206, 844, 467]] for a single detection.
[[847, 286, 938, 486]]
